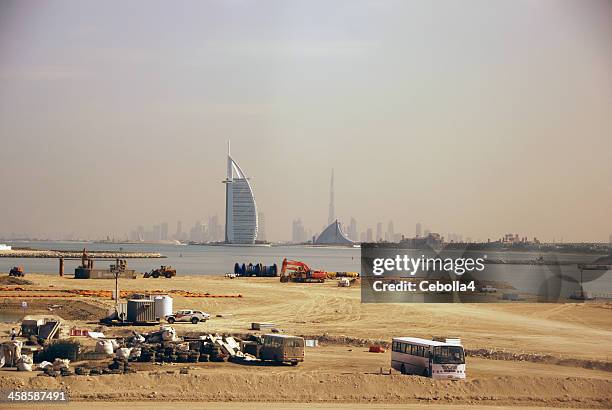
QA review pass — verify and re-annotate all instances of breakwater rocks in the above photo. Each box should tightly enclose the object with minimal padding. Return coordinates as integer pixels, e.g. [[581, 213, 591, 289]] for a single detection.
[[0, 249, 164, 258]]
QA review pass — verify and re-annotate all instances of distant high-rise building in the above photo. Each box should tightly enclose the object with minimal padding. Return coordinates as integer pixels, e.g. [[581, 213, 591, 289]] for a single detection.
[[161, 222, 169, 241], [223, 141, 258, 244], [175, 221, 182, 240], [137, 225, 145, 242], [208, 214, 223, 242], [328, 169, 335, 225], [190, 221, 203, 243], [416, 222, 422, 238], [292, 219, 307, 243], [366, 228, 373, 242], [258, 212, 267, 241], [386, 220, 394, 242], [348, 217, 357, 241], [152, 225, 161, 241], [359, 231, 366, 242], [376, 222, 382, 242]]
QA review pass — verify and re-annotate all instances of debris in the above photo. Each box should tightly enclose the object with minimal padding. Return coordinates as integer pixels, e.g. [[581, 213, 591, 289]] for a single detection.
[[251, 322, 275, 331], [37, 320, 61, 340], [38, 361, 53, 370], [52, 358, 70, 371], [305, 339, 318, 347], [95, 340, 114, 355], [0, 340, 23, 367], [16, 354, 33, 371]]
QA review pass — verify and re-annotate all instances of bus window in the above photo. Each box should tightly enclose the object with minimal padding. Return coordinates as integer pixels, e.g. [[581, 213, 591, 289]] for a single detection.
[[433, 346, 465, 364], [286, 338, 303, 348]]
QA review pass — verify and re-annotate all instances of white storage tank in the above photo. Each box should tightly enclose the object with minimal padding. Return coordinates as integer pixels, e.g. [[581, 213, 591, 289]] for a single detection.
[[154, 295, 173, 319]]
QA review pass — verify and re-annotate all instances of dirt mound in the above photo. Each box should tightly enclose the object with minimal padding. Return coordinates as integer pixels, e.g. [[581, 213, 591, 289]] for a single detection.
[[468, 348, 612, 372], [0, 299, 108, 321], [0, 275, 33, 285], [14, 371, 612, 407]]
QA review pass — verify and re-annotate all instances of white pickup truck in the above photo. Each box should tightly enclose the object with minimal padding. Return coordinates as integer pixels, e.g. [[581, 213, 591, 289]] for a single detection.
[[165, 310, 210, 324]]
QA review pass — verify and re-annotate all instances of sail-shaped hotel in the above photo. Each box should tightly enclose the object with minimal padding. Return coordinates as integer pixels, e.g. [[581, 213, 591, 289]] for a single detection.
[[223, 142, 258, 244]]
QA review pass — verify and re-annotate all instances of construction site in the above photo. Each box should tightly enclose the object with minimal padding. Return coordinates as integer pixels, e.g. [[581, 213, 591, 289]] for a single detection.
[[0, 263, 611, 408]]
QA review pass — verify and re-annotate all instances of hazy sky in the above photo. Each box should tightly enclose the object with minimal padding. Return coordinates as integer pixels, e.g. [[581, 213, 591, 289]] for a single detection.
[[0, 0, 611, 242]]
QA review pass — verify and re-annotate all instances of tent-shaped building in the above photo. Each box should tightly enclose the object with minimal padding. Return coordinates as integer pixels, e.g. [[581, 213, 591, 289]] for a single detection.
[[314, 220, 354, 245]]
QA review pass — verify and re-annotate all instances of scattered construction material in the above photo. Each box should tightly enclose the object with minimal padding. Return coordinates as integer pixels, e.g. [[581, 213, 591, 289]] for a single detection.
[[43, 339, 81, 362], [37, 321, 61, 340], [234, 262, 278, 277], [19, 316, 63, 342], [327, 271, 360, 279], [144, 265, 176, 278], [0, 340, 22, 367]]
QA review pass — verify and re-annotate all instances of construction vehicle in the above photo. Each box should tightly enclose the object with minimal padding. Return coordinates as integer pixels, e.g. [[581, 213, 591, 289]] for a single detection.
[[9, 266, 25, 277], [144, 265, 177, 279], [280, 258, 327, 283]]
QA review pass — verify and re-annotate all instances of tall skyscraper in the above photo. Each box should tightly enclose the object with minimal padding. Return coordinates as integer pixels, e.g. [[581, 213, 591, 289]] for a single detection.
[[175, 221, 182, 240], [416, 222, 422, 238], [222, 142, 258, 244], [292, 219, 306, 243], [366, 228, 373, 242], [386, 220, 394, 242], [328, 169, 335, 225], [348, 217, 357, 241], [376, 222, 382, 241], [161, 222, 168, 241], [152, 224, 161, 241]]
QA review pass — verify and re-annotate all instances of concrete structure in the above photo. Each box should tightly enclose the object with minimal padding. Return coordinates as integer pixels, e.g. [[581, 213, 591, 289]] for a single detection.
[[314, 220, 354, 245], [223, 142, 258, 244]]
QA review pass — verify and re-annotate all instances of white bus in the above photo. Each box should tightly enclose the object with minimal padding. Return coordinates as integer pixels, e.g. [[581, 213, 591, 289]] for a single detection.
[[391, 337, 466, 380]]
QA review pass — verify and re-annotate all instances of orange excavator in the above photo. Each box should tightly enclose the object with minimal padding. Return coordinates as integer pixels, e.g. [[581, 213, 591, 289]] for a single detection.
[[280, 258, 327, 283]]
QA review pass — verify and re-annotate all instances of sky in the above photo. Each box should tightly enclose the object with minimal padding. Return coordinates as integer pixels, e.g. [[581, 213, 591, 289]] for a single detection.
[[0, 0, 611, 242]]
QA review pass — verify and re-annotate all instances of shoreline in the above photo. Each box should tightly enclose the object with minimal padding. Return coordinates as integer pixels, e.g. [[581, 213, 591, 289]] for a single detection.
[[0, 249, 164, 258]]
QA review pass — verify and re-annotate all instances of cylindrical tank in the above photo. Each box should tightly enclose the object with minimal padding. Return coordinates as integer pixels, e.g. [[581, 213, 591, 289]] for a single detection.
[[127, 299, 156, 323], [154, 295, 173, 319]]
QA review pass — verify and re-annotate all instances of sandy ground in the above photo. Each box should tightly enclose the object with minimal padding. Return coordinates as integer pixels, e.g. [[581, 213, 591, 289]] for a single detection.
[[0, 404, 596, 410], [0, 273, 611, 408]]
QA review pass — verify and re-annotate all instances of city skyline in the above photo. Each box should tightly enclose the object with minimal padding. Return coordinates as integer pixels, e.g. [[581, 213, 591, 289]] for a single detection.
[[1, 1, 611, 242]]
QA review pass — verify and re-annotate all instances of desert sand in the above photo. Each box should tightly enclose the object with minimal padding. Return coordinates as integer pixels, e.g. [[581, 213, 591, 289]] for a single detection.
[[0, 273, 611, 408]]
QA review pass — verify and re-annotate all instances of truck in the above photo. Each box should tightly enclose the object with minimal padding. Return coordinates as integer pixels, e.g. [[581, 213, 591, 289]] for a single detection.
[[165, 310, 210, 324], [259, 334, 305, 365], [9, 266, 25, 277], [144, 265, 176, 278]]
